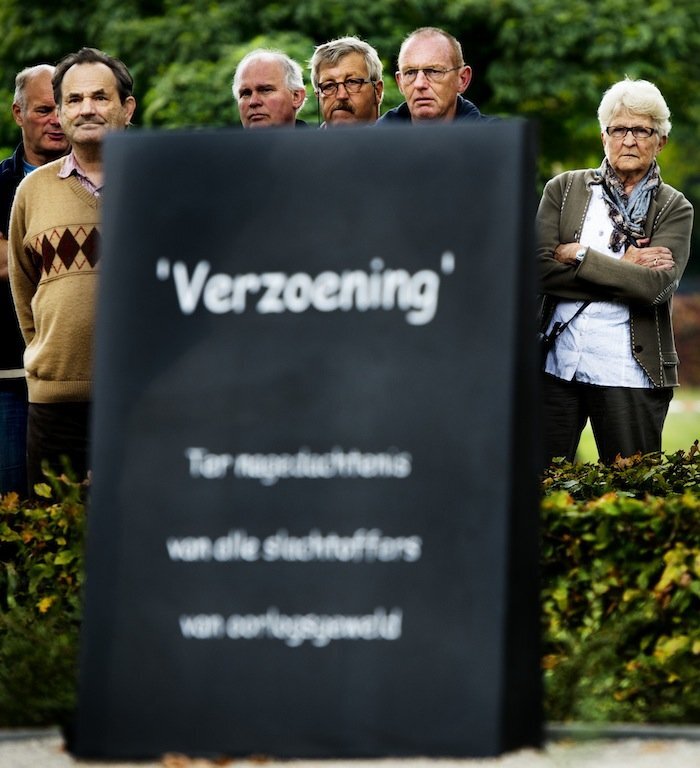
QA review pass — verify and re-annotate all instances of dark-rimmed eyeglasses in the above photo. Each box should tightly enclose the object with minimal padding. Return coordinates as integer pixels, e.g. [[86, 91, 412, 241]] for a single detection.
[[317, 78, 373, 96], [398, 66, 463, 84], [605, 125, 657, 139]]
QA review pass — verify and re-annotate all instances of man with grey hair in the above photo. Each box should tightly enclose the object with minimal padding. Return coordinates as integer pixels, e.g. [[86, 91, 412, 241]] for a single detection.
[[378, 27, 490, 124], [0, 64, 68, 496], [9, 48, 136, 492], [310, 36, 384, 126], [233, 49, 307, 128]]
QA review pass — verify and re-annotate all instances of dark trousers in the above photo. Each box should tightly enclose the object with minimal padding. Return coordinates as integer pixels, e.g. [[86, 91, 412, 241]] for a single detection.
[[542, 373, 672, 465], [27, 402, 91, 493], [0, 377, 28, 497]]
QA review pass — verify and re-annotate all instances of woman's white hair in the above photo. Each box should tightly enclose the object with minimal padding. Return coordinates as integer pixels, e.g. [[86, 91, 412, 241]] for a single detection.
[[597, 78, 671, 137]]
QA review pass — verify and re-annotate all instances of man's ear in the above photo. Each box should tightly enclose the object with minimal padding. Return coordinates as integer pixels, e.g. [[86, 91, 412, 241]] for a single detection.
[[291, 88, 306, 111], [11, 103, 23, 128], [457, 65, 472, 94], [374, 80, 384, 106], [123, 95, 137, 126], [395, 72, 405, 97]]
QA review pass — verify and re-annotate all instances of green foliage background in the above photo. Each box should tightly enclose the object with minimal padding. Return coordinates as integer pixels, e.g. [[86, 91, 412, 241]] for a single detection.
[[0, 0, 699, 247]]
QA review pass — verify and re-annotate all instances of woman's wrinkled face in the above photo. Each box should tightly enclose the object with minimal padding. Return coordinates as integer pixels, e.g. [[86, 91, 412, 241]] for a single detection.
[[602, 108, 666, 185]]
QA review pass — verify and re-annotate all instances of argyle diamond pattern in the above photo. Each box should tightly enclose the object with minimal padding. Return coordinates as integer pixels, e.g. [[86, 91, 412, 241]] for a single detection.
[[32, 226, 101, 276]]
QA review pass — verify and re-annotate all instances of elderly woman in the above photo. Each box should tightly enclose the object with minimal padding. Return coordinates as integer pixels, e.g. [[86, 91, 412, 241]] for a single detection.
[[538, 78, 694, 465]]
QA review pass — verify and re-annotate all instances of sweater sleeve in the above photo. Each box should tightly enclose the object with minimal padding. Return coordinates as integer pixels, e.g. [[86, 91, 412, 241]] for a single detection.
[[576, 190, 693, 306], [8, 180, 40, 345], [537, 173, 694, 307]]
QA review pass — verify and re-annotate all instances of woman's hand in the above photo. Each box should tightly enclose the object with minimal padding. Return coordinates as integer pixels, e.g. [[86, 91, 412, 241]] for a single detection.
[[622, 238, 674, 270], [554, 240, 674, 270], [553, 243, 582, 265]]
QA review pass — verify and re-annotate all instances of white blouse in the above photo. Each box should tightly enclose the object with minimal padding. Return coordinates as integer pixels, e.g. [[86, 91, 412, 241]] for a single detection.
[[544, 185, 652, 388]]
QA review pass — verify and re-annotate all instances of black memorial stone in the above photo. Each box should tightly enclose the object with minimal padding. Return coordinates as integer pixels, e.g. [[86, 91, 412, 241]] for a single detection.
[[73, 122, 541, 760]]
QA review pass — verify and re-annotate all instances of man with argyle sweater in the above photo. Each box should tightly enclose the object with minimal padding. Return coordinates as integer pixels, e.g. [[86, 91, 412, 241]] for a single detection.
[[9, 48, 135, 492]]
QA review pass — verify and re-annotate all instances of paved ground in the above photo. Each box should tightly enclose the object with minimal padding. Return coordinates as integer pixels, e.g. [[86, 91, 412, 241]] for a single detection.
[[2, 727, 700, 768]]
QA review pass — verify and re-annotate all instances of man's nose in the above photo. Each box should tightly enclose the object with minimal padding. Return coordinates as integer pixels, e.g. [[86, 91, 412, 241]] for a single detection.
[[414, 70, 430, 88], [80, 98, 96, 114], [335, 82, 350, 98]]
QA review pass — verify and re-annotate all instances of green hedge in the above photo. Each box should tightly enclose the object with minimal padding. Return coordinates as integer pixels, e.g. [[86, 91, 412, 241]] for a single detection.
[[1, 452, 699, 726], [0, 476, 85, 727], [541, 449, 700, 723]]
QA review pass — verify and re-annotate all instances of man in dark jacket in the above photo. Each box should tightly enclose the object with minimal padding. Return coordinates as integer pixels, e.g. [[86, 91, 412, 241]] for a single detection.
[[0, 64, 67, 495], [378, 27, 490, 124]]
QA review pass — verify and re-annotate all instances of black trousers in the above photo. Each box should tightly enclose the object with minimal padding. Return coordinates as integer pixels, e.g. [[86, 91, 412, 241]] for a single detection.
[[541, 373, 672, 465], [27, 402, 91, 493]]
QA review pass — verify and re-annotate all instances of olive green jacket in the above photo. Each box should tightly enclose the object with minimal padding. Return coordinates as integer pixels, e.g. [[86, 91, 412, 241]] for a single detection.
[[537, 168, 694, 387]]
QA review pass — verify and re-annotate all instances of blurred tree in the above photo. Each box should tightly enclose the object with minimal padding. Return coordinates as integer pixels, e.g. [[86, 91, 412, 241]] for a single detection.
[[141, 32, 318, 128], [0, 0, 696, 268], [485, 0, 700, 268]]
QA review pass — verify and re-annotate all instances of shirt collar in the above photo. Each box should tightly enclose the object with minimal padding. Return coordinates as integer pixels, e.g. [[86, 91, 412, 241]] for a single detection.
[[58, 151, 102, 196]]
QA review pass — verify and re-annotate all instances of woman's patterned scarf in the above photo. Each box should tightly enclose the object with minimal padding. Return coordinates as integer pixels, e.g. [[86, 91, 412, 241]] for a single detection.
[[592, 158, 660, 252]]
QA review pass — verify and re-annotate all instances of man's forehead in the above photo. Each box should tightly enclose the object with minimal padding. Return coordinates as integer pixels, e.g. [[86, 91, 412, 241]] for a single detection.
[[24, 74, 54, 102], [399, 35, 453, 66], [239, 59, 285, 85], [63, 62, 118, 92], [319, 52, 369, 78]]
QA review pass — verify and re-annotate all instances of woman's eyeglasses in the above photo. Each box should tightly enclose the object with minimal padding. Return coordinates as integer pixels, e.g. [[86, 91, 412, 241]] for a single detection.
[[605, 126, 657, 139]]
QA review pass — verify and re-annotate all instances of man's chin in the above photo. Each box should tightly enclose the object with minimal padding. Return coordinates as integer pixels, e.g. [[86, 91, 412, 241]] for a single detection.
[[42, 140, 69, 153], [328, 111, 358, 125], [246, 115, 271, 128], [74, 125, 106, 140], [410, 98, 441, 115]]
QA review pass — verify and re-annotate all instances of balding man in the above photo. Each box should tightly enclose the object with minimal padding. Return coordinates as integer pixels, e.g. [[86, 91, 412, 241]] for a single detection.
[[378, 27, 491, 124], [233, 49, 307, 128], [0, 64, 68, 496]]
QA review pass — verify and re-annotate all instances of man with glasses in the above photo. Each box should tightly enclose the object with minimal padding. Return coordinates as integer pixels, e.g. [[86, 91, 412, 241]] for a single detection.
[[233, 49, 307, 129], [310, 36, 384, 126], [378, 27, 489, 124]]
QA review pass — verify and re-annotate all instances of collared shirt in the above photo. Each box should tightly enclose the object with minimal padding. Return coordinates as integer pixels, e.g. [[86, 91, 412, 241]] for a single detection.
[[58, 152, 102, 197], [544, 185, 652, 388]]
